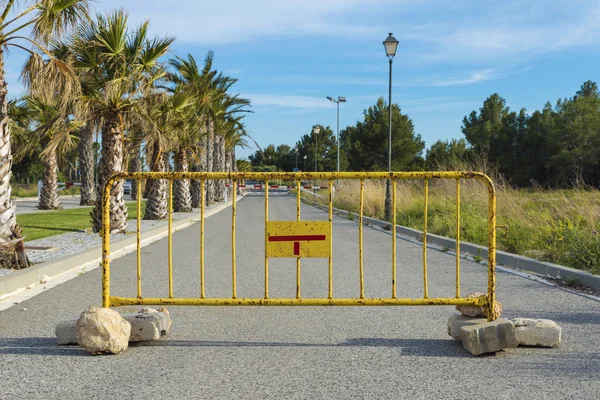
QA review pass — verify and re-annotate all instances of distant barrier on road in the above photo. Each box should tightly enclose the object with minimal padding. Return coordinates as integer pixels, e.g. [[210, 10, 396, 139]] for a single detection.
[[101, 172, 499, 321]]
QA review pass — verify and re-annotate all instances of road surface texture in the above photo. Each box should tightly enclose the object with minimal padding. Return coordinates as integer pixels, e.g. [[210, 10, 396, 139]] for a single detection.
[[0, 193, 599, 399]]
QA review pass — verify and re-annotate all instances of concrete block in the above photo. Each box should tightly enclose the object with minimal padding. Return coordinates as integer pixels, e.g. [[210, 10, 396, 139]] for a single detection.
[[55, 319, 78, 345], [512, 318, 561, 348], [447, 314, 487, 340], [56, 311, 171, 345], [460, 318, 519, 356], [122, 313, 162, 342]]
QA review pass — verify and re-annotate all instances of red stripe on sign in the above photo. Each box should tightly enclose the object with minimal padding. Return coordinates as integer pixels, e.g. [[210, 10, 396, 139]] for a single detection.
[[294, 242, 300, 255], [268, 235, 327, 242]]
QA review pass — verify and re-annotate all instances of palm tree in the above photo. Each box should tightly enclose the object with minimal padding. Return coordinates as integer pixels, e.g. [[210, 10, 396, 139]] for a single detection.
[[12, 95, 79, 210], [0, 0, 89, 269], [139, 89, 195, 219], [67, 10, 174, 232]]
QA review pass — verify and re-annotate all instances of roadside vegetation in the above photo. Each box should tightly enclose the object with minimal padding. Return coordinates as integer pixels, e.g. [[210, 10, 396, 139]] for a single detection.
[[308, 177, 600, 275], [18, 202, 147, 242], [12, 184, 81, 198]]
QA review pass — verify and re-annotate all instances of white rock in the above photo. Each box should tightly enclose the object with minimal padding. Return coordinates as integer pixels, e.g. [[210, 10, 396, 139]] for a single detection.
[[512, 318, 561, 348], [447, 314, 488, 340], [460, 318, 519, 356], [76, 307, 131, 354]]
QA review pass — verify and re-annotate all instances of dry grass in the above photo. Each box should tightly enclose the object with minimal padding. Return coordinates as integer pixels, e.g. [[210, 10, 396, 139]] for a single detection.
[[324, 178, 600, 274]]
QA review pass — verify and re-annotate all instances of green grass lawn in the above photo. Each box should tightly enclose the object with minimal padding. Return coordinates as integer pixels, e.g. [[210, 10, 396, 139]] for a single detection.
[[18, 201, 147, 242]]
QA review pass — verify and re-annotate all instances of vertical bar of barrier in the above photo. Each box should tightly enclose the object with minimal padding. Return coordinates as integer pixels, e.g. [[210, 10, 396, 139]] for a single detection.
[[264, 180, 269, 299], [296, 178, 301, 299], [168, 178, 173, 299], [200, 179, 205, 299], [392, 178, 397, 299], [456, 179, 461, 298], [137, 179, 142, 298], [359, 179, 365, 299], [232, 180, 237, 299], [423, 179, 429, 299], [328, 179, 333, 299], [487, 180, 497, 321], [101, 179, 112, 308]]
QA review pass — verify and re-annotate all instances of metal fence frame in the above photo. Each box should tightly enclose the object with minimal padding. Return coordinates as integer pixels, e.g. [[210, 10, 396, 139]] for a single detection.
[[102, 171, 498, 321]]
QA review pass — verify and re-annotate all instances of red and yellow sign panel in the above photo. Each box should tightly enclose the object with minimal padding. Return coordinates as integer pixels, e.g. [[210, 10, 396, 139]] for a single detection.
[[267, 221, 330, 258]]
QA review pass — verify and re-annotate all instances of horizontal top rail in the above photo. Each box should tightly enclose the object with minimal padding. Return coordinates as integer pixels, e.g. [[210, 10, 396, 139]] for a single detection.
[[107, 171, 495, 187]]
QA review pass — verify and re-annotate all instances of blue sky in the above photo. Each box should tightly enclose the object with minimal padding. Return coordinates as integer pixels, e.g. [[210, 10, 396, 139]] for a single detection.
[[5, 0, 600, 159]]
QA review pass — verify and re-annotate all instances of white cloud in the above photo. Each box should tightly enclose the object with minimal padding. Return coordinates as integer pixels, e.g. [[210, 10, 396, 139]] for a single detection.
[[97, 0, 401, 43]]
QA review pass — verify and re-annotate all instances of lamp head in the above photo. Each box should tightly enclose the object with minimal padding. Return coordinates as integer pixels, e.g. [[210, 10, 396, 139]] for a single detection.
[[383, 32, 399, 58], [338, 96, 346, 103]]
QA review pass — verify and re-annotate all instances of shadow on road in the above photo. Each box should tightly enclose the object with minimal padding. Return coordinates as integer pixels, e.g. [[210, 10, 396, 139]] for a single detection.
[[0, 337, 472, 357], [0, 337, 89, 356], [135, 337, 471, 358]]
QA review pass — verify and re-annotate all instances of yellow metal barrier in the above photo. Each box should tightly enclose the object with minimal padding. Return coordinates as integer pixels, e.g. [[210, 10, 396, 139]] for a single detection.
[[101, 171, 499, 321]]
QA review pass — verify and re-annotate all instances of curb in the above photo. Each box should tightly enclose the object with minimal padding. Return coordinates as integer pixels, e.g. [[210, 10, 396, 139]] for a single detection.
[[0, 195, 244, 303], [300, 197, 600, 292]]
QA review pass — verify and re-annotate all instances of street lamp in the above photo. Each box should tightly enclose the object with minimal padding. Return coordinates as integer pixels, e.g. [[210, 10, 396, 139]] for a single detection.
[[294, 147, 299, 170], [383, 32, 398, 222], [313, 126, 320, 188], [303, 155, 307, 172], [326, 96, 346, 178]]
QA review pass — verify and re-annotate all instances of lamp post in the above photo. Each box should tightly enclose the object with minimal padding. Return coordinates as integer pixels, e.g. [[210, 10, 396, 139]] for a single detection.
[[313, 126, 320, 188], [326, 96, 346, 179], [383, 32, 399, 222], [304, 155, 307, 172], [294, 147, 299, 170]]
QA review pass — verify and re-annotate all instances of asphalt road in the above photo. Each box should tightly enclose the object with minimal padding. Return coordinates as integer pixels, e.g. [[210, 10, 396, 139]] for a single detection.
[[0, 193, 599, 399]]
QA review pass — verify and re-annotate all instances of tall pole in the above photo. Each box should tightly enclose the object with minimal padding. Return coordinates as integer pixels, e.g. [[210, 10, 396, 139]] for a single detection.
[[336, 101, 340, 176], [314, 132, 318, 189], [384, 58, 393, 221], [295, 152, 298, 170]]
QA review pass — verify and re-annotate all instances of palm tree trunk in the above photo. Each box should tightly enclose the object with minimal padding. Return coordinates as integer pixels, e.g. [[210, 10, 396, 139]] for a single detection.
[[144, 143, 167, 220], [129, 139, 142, 201], [213, 134, 226, 202], [224, 146, 232, 198], [0, 50, 29, 269], [205, 119, 214, 205], [39, 149, 62, 210], [92, 115, 128, 233], [78, 125, 96, 205], [174, 149, 192, 212]]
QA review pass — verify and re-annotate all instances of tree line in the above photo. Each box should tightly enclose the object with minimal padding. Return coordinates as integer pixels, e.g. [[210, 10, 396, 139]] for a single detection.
[[1, 2, 251, 269], [249, 82, 600, 189], [428, 81, 600, 187]]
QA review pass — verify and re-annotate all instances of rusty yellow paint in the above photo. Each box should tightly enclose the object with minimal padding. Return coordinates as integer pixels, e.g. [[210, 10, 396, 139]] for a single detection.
[[168, 179, 173, 299], [296, 179, 301, 299], [456, 178, 461, 299], [101, 171, 497, 321], [359, 179, 365, 299], [264, 180, 269, 299], [328, 180, 333, 299], [392, 179, 397, 299], [101, 178, 112, 308], [266, 221, 331, 258], [137, 180, 142, 299], [423, 179, 429, 299], [200, 179, 205, 299], [110, 296, 487, 307], [232, 180, 237, 299]]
